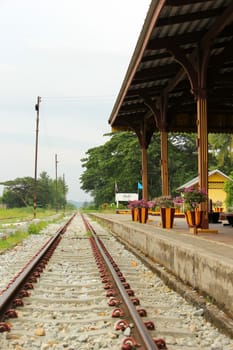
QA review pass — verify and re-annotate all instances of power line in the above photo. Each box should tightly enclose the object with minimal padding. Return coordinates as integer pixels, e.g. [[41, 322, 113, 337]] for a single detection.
[[42, 95, 115, 102]]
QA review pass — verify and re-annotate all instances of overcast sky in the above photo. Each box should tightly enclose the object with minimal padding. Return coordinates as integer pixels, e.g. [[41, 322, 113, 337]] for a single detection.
[[0, 0, 151, 202]]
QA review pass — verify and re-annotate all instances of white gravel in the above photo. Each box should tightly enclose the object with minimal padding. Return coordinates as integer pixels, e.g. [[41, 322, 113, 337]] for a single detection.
[[0, 223, 62, 293], [0, 214, 232, 350]]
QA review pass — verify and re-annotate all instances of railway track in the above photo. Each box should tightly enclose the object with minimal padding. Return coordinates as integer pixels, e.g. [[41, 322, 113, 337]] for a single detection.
[[0, 213, 232, 350]]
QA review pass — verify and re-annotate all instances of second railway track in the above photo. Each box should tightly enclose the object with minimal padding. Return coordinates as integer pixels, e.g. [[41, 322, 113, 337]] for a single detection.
[[0, 213, 232, 350]]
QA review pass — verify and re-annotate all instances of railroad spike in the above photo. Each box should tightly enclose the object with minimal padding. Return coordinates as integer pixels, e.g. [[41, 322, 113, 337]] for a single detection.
[[4, 309, 18, 319], [0, 322, 11, 332], [114, 319, 130, 331], [108, 297, 121, 306], [13, 299, 24, 307], [137, 308, 147, 317], [112, 307, 124, 318], [131, 297, 140, 306], [121, 337, 140, 350], [144, 320, 155, 330], [154, 338, 167, 349], [106, 289, 117, 297]]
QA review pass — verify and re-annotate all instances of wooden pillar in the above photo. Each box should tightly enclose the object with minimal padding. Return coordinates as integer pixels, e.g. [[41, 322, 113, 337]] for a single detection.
[[161, 130, 169, 196], [135, 119, 150, 202], [197, 94, 209, 228], [142, 94, 169, 198], [142, 146, 148, 200]]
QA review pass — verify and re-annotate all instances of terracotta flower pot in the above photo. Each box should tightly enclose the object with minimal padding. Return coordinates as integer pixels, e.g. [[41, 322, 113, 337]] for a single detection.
[[214, 207, 223, 212], [131, 208, 139, 221], [185, 210, 203, 228], [138, 207, 148, 223], [160, 207, 175, 229]]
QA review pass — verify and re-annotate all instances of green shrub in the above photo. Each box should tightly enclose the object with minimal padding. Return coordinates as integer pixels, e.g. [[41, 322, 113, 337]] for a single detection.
[[28, 221, 48, 235]]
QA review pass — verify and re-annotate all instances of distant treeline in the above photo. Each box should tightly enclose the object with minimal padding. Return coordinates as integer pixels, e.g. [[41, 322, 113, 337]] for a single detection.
[[0, 171, 68, 209]]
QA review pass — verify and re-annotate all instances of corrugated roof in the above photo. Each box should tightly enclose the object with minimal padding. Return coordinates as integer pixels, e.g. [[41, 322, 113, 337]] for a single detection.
[[109, 0, 233, 135]]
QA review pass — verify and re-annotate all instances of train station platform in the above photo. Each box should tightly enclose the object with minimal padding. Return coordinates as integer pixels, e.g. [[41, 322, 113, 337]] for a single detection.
[[89, 211, 233, 334]]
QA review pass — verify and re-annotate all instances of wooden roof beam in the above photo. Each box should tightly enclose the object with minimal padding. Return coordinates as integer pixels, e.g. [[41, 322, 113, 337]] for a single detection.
[[147, 31, 204, 50], [210, 36, 233, 66], [157, 7, 226, 26], [134, 63, 180, 81], [166, 0, 208, 5], [202, 3, 233, 47], [126, 86, 164, 97], [161, 3, 233, 97]]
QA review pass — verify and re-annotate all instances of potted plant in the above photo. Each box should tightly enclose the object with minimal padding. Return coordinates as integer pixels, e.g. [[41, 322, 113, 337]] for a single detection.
[[183, 186, 207, 230], [138, 199, 155, 223], [154, 195, 174, 208], [128, 199, 154, 223], [173, 196, 184, 213], [183, 186, 207, 211], [213, 200, 223, 212], [128, 200, 140, 221], [153, 195, 175, 229]]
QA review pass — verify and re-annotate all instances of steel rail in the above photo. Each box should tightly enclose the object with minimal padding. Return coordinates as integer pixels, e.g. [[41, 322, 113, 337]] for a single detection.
[[82, 215, 159, 350], [0, 213, 76, 320]]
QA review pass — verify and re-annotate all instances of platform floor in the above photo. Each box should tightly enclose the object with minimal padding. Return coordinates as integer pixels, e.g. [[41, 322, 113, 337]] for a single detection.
[[95, 212, 233, 264]]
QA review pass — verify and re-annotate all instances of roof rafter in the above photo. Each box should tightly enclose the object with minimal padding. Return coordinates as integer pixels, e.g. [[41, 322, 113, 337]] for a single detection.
[[109, 0, 233, 134]]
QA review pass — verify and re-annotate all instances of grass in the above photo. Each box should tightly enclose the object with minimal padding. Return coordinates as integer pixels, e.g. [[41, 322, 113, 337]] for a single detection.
[[0, 220, 49, 251], [85, 229, 93, 238], [0, 207, 75, 252], [0, 230, 29, 251], [0, 207, 58, 224], [27, 221, 49, 234]]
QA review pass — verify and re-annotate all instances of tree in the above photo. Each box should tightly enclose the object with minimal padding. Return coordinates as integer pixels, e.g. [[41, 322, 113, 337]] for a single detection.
[[1, 172, 68, 209], [37, 171, 52, 208], [1, 177, 34, 208], [208, 134, 233, 173], [168, 133, 198, 194], [50, 176, 68, 210], [224, 171, 233, 210], [80, 132, 142, 207], [80, 132, 199, 206], [80, 131, 233, 207]]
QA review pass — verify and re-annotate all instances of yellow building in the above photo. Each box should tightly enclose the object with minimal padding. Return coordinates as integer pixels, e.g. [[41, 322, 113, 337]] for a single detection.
[[178, 169, 231, 211]]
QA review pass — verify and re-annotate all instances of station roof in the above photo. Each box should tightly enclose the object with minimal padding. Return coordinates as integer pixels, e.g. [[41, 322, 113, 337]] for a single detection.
[[108, 0, 233, 134]]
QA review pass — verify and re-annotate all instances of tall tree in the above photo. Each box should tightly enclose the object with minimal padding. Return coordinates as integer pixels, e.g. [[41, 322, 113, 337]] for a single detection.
[[1, 177, 34, 207], [168, 133, 198, 193], [1, 172, 68, 209], [37, 171, 52, 208], [224, 171, 233, 210], [208, 134, 233, 172], [80, 132, 142, 207], [80, 132, 199, 206]]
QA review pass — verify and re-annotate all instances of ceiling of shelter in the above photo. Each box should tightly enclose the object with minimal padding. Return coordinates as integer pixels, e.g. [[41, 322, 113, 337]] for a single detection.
[[109, 0, 233, 134]]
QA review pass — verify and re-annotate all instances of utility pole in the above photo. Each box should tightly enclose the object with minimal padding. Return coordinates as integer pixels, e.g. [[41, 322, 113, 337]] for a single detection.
[[33, 96, 41, 219], [63, 173, 66, 213], [55, 153, 58, 212]]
